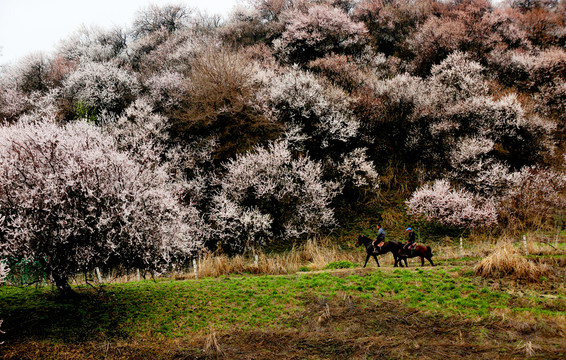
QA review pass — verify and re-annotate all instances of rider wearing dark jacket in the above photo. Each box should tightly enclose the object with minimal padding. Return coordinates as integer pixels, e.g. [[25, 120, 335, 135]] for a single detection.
[[372, 224, 386, 249], [403, 227, 416, 252]]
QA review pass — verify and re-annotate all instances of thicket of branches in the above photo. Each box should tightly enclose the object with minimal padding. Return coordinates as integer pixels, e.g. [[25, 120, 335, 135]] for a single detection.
[[1, 0, 565, 291]]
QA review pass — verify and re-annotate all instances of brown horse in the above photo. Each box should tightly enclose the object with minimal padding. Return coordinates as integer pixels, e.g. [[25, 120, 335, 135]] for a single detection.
[[355, 235, 405, 267], [394, 242, 435, 267]]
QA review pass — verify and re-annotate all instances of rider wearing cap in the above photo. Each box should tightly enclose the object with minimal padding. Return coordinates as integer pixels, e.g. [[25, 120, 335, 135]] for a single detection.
[[403, 227, 416, 253]]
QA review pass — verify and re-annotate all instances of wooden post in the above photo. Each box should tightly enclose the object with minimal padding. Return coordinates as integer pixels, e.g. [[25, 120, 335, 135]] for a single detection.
[[459, 237, 463, 258], [555, 228, 560, 248], [95, 267, 102, 283], [523, 235, 528, 256], [193, 258, 198, 280], [254, 254, 259, 267], [136, 269, 141, 281]]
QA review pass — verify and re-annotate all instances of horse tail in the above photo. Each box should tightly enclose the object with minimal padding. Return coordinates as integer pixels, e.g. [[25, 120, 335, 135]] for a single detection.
[[427, 246, 433, 258]]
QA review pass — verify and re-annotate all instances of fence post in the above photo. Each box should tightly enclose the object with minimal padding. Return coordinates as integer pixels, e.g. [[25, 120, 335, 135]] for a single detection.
[[254, 254, 259, 267], [555, 228, 560, 248], [193, 258, 198, 280], [459, 237, 463, 258], [523, 235, 528, 256], [136, 269, 141, 282]]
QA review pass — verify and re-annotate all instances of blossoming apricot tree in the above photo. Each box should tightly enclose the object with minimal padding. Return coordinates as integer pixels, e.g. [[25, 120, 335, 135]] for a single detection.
[[0, 120, 201, 295]]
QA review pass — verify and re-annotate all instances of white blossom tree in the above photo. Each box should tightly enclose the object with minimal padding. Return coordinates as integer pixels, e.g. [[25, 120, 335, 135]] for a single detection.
[[210, 141, 339, 253], [0, 120, 202, 296], [407, 179, 498, 229], [63, 61, 140, 115], [267, 67, 359, 156], [0, 261, 8, 283]]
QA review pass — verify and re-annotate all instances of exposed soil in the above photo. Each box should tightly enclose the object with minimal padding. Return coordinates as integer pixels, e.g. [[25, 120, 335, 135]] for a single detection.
[[2, 291, 565, 360]]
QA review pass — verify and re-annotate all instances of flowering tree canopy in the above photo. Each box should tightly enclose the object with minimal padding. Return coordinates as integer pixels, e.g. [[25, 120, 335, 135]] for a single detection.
[[274, 5, 368, 64], [407, 179, 498, 229], [0, 120, 201, 295], [210, 141, 339, 253]]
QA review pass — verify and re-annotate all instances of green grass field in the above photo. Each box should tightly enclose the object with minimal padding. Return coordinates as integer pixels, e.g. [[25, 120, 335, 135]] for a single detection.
[[1, 263, 565, 359]]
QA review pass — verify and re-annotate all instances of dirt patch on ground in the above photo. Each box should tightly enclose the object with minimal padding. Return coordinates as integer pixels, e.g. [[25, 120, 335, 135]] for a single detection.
[[3, 294, 565, 360]]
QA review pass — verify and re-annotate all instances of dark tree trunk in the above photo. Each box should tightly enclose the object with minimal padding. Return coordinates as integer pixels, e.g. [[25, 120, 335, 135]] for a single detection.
[[51, 272, 76, 297]]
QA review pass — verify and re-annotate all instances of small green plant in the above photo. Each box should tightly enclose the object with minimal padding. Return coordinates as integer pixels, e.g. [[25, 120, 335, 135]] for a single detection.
[[324, 261, 359, 270], [298, 266, 310, 272], [74, 99, 97, 123]]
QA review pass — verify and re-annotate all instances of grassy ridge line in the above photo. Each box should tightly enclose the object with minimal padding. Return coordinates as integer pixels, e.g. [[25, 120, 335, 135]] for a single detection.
[[1, 266, 564, 343]]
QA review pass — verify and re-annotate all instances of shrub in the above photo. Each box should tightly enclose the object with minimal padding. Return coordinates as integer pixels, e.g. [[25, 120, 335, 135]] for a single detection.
[[267, 67, 359, 158], [144, 70, 189, 112], [56, 25, 127, 63], [172, 47, 280, 161], [220, 6, 275, 47], [131, 4, 192, 39], [408, 16, 466, 75], [429, 51, 488, 103], [500, 165, 566, 229], [307, 53, 369, 92], [353, 0, 432, 57]]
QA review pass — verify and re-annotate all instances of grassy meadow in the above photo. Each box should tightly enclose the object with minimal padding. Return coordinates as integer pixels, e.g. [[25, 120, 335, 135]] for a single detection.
[[1, 236, 565, 359]]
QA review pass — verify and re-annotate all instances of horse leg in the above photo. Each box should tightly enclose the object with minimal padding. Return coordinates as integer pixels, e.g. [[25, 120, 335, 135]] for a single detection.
[[428, 257, 435, 266], [373, 255, 380, 267], [395, 250, 404, 267], [403, 257, 408, 267], [420, 256, 424, 266], [363, 254, 370, 268]]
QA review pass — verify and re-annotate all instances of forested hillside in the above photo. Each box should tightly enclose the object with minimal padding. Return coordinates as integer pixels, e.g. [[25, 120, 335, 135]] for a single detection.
[[1, 0, 565, 262]]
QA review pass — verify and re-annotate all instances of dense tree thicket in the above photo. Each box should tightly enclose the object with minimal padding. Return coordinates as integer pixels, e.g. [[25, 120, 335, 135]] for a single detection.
[[1, 0, 566, 289]]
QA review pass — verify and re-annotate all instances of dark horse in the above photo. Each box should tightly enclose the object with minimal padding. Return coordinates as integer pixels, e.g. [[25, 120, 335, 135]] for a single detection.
[[395, 243, 435, 267], [355, 235, 405, 268], [356, 235, 435, 267]]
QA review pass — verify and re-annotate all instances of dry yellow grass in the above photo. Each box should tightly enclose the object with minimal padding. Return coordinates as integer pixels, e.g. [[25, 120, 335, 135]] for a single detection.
[[474, 241, 554, 282], [194, 238, 366, 278]]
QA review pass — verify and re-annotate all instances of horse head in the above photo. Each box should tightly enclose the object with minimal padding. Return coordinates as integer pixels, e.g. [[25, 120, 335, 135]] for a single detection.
[[356, 235, 372, 247]]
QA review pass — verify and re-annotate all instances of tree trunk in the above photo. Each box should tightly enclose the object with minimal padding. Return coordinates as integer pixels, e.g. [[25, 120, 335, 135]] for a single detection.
[[51, 272, 76, 297]]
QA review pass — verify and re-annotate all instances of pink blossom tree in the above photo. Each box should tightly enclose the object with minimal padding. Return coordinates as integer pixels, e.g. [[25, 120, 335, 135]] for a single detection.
[[0, 120, 202, 296], [273, 5, 368, 64], [501, 165, 566, 229], [407, 179, 498, 229]]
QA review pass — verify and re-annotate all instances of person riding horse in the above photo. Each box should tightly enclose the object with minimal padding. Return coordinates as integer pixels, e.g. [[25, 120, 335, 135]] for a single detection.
[[402, 227, 416, 255], [371, 224, 386, 252]]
